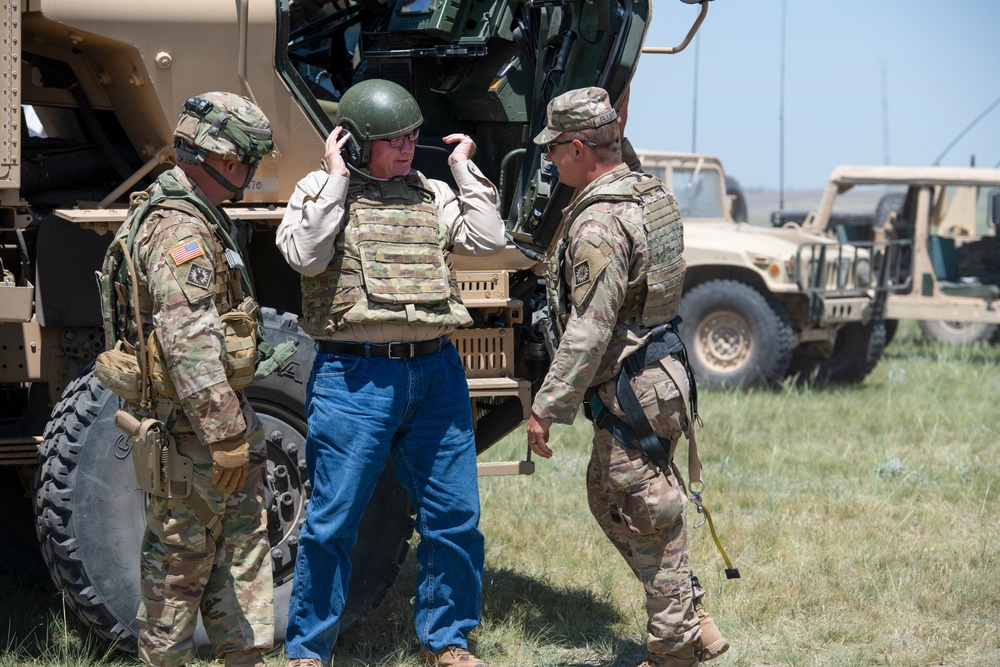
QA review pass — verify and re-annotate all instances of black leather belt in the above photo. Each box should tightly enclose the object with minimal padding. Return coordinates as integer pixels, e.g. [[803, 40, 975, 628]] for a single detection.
[[316, 336, 448, 359]]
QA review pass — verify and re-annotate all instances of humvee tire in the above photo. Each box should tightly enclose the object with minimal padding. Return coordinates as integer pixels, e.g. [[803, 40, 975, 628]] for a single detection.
[[787, 319, 888, 384], [33, 309, 413, 650], [917, 320, 1000, 345], [678, 279, 795, 389]]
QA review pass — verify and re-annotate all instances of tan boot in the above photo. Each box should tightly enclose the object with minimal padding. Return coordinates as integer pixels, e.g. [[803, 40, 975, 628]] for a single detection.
[[635, 645, 699, 667], [419, 645, 485, 666], [287, 659, 323, 667], [694, 597, 729, 661], [225, 649, 266, 667]]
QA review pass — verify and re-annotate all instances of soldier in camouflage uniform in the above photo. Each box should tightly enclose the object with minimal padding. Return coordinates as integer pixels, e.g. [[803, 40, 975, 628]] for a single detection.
[[275, 79, 505, 667], [526, 87, 728, 667], [124, 92, 275, 667]]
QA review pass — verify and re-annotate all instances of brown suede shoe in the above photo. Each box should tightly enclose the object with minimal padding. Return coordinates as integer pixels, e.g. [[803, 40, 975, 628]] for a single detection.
[[287, 658, 323, 667], [694, 598, 730, 661], [224, 649, 266, 667], [635, 645, 699, 667], [419, 645, 485, 666]]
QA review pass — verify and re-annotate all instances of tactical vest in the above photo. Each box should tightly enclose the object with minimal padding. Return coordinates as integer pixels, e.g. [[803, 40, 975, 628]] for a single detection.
[[95, 170, 259, 405], [299, 172, 472, 338], [546, 171, 685, 334]]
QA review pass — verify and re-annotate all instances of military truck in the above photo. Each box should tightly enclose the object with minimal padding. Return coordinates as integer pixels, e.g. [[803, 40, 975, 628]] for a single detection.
[[773, 165, 1000, 345], [0, 0, 714, 652], [636, 150, 904, 388]]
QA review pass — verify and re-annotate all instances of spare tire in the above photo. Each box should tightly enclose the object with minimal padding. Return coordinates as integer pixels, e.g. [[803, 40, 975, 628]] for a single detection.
[[33, 309, 414, 651]]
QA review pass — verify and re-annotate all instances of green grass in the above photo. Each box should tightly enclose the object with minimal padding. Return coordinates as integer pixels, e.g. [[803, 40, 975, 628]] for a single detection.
[[3, 320, 998, 666]]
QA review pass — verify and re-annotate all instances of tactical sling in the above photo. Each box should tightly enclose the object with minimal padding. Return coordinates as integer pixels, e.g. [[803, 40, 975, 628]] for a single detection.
[[584, 317, 700, 479], [585, 319, 740, 580]]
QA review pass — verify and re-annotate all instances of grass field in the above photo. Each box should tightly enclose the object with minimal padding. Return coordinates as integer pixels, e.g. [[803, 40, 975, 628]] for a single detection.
[[2, 320, 998, 667]]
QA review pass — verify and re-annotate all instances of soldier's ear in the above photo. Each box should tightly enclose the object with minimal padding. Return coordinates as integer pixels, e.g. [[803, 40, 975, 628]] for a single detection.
[[223, 158, 242, 177]]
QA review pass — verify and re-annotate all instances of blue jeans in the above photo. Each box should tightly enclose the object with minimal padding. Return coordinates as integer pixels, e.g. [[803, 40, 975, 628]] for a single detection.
[[285, 342, 484, 663]]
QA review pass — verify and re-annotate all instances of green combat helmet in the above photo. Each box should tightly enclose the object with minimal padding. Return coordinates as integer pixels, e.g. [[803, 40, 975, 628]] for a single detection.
[[336, 79, 423, 168], [173, 92, 274, 200]]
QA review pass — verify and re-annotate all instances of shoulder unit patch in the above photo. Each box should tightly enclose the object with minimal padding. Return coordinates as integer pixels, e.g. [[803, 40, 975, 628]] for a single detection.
[[574, 260, 591, 286], [186, 263, 212, 289]]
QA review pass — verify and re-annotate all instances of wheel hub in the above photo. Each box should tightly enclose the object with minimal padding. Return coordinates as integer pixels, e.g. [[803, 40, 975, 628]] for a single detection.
[[258, 406, 308, 586], [696, 311, 753, 371]]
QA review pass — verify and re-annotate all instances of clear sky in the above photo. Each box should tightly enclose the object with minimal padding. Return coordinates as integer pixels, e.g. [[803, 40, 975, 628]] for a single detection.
[[627, 0, 1000, 191]]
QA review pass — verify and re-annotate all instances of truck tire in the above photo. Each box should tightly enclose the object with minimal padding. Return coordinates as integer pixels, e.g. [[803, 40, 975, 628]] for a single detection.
[[788, 320, 887, 384], [678, 280, 795, 389], [33, 309, 414, 651], [917, 320, 1000, 345]]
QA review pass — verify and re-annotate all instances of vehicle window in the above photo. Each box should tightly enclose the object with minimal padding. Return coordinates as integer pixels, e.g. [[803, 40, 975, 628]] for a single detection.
[[673, 168, 724, 219]]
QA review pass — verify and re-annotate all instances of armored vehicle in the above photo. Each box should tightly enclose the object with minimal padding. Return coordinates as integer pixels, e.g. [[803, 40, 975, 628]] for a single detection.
[[637, 150, 903, 387], [774, 165, 1000, 345], [0, 0, 712, 651]]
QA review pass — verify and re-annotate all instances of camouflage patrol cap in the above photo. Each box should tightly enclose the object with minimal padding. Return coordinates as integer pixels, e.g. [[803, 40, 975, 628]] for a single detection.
[[173, 92, 274, 165], [533, 87, 618, 144]]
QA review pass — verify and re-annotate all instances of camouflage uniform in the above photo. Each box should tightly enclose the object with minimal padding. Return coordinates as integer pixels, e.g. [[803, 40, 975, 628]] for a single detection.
[[532, 88, 700, 663], [129, 163, 273, 664]]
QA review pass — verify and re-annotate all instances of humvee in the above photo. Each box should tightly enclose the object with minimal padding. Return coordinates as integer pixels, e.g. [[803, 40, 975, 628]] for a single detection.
[[774, 165, 1000, 345], [636, 150, 904, 388], [0, 0, 711, 651]]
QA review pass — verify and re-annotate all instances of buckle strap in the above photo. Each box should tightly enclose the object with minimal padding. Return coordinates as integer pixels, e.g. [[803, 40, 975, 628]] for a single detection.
[[189, 491, 224, 542], [316, 335, 448, 359]]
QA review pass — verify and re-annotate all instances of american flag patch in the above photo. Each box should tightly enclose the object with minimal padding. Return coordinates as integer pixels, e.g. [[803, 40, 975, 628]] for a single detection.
[[169, 241, 204, 265]]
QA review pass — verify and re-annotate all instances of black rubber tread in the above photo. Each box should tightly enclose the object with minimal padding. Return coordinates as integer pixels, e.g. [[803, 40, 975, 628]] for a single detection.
[[678, 279, 796, 389], [788, 319, 888, 384], [33, 308, 415, 651], [916, 319, 1000, 345], [34, 371, 132, 644]]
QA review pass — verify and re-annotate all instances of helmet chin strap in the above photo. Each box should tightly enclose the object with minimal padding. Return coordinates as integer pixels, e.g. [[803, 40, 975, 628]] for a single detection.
[[200, 160, 256, 202]]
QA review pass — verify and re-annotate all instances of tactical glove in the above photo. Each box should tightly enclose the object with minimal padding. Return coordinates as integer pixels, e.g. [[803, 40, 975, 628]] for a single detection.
[[209, 435, 250, 496]]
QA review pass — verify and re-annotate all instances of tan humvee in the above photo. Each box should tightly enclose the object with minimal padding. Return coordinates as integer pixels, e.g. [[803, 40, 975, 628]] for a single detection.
[[787, 166, 1000, 344], [637, 150, 905, 388]]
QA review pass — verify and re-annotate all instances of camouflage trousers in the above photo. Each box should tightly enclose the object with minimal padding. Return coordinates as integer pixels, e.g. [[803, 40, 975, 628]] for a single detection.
[[586, 356, 699, 655], [138, 402, 274, 667]]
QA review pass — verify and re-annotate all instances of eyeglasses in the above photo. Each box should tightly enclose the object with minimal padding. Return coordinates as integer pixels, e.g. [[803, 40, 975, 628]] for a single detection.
[[544, 138, 597, 153], [387, 129, 420, 149]]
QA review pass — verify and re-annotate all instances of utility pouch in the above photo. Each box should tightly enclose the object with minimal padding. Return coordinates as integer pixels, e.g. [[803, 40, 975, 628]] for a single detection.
[[221, 305, 258, 391], [115, 410, 192, 499], [94, 342, 143, 402]]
